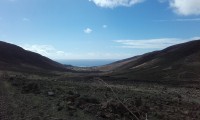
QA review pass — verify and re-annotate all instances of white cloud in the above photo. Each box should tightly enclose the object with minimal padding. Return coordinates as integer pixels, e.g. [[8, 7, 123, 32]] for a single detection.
[[169, 0, 200, 16], [175, 18, 200, 22], [102, 25, 107, 28], [8, 0, 17, 2], [84, 28, 92, 34], [21, 44, 70, 59], [22, 18, 30, 22], [89, 0, 144, 8], [155, 18, 200, 22], [114, 37, 200, 49]]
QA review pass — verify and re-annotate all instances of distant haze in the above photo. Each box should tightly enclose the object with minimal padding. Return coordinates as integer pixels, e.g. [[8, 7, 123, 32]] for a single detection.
[[57, 59, 118, 67]]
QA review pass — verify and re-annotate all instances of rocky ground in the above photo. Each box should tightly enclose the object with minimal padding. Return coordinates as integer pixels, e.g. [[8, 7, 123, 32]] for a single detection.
[[0, 71, 200, 120], [0, 80, 10, 120]]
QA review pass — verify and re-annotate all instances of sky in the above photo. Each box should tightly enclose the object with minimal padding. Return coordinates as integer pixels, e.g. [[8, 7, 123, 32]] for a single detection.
[[0, 0, 200, 60]]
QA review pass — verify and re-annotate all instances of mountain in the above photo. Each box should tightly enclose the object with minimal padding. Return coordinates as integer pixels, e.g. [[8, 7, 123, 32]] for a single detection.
[[0, 41, 68, 72], [102, 40, 200, 85]]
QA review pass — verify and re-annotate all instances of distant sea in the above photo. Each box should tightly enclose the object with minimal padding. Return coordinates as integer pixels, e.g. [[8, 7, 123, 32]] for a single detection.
[[57, 59, 118, 67]]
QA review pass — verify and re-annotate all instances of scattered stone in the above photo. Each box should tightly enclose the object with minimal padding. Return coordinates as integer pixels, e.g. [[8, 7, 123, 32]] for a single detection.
[[78, 96, 100, 104], [74, 93, 80, 98], [135, 97, 142, 107], [67, 91, 74, 95], [67, 101, 73, 106], [21, 82, 40, 94], [100, 100, 127, 114], [48, 91, 55, 96], [31, 117, 41, 120], [66, 95, 76, 102], [83, 104, 100, 114], [98, 111, 115, 119], [68, 106, 76, 111], [9, 77, 14, 81], [69, 112, 74, 116], [182, 110, 189, 115], [57, 106, 64, 111]]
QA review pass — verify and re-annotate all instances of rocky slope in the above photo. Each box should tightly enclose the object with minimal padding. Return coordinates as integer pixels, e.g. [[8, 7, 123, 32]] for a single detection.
[[103, 40, 200, 84]]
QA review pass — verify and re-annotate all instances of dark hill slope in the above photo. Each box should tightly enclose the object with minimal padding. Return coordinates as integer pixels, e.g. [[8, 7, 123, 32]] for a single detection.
[[0, 41, 68, 71], [106, 40, 200, 84]]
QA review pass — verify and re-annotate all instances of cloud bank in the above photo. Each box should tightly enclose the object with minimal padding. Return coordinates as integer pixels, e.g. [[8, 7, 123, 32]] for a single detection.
[[115, 37, 200, 49], [89, 0, 144, 8], [21, 44, 70, 59], [21, 44, 132, 59], [89, 0, 200, 16]]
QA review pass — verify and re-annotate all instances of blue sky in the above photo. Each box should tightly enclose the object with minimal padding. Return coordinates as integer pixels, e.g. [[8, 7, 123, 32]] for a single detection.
[[0, 0, 200, 60]]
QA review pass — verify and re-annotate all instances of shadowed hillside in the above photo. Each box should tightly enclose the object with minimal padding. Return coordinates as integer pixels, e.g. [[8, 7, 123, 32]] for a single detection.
[[102, 40, 200, 85], [0, 41, 68, 71]]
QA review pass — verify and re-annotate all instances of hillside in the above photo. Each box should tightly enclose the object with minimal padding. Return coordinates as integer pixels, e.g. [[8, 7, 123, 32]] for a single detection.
[[0, 41, 68, 72], [103, 40, 200, 84]]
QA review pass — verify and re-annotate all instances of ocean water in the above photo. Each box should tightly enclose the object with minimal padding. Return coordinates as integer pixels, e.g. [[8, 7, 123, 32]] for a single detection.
[[57, 59, 118, 67]]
